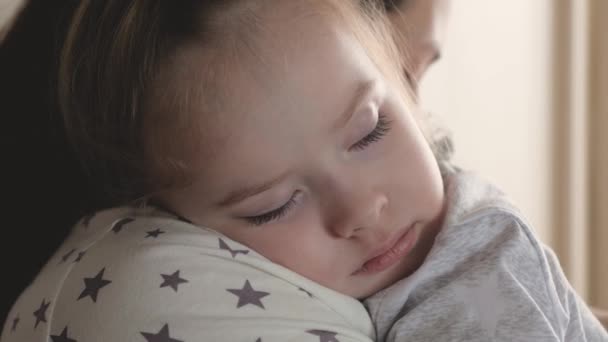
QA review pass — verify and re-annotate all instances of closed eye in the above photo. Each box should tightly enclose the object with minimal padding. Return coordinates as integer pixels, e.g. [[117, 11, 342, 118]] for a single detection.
[[349, 114, 391, 151], [242, 191, 301, 226]]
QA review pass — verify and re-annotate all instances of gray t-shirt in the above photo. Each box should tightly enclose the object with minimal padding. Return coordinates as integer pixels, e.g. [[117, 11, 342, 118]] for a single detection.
[[364, 171, 608, 342]]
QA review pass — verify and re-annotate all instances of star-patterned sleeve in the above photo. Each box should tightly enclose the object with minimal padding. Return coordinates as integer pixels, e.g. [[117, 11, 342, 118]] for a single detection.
[[1, 208, 375, 342]]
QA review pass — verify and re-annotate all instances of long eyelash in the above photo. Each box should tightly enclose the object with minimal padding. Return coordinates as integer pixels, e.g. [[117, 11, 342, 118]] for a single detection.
[[244, 195, 298, 226], [242, 115, 391, 226], [350, 114, 392, 151]]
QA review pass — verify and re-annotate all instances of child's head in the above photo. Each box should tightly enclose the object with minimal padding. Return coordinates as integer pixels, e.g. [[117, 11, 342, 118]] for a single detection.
[[59, 0, 445, 298]]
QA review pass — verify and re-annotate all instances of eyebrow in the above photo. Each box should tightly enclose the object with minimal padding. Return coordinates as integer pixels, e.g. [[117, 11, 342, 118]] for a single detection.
[[216, 80, 377, 208]]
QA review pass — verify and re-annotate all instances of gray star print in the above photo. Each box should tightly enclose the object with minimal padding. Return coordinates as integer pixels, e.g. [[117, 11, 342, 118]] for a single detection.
[[111, 217, 134, 233], [298, 287, 313, 297], [33, 299, 50, 329], [140, 323, 183, 342], [307, 329, 340, 342], [81, 213, 95, 227], [74, 251, 86, 262], [77, 267, 112, 302], [453, 271, 505, 336], [160, 270, 189, 292], [146, 228, 165, 238], [227, 280, 270, 309], [59, 248, 76, 264], [50, 326, 77, 342], [218, 238, 249, 258], [11, 315, 19, 332]]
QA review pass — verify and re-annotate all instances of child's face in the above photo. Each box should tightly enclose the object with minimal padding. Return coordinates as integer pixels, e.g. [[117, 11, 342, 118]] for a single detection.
[[162, 7, 445, 299]]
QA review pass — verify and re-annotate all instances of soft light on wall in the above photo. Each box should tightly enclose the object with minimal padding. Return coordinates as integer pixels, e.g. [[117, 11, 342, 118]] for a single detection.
[[419, 0, 608, 310]]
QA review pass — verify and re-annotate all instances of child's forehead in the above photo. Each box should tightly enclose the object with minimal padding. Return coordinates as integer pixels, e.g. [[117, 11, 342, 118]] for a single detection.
[[212, 29, 373, 124], [155, 1, 388, 185], [178, 10, 374, 125]]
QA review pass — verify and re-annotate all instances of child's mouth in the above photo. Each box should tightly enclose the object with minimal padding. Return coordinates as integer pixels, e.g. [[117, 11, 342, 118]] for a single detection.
[[353, 224, 418, 275]]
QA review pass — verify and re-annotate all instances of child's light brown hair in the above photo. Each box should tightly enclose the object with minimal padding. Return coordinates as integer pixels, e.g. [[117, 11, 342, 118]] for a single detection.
[[58, 0, 436, 207]]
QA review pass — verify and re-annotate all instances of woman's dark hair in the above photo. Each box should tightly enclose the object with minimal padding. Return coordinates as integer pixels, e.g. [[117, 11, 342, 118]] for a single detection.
[[382, 0, 407, 11], [1, 0, 85, 323]]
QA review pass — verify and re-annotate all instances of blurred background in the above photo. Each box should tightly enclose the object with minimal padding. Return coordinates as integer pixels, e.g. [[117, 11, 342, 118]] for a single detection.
[[1, 0, 606, 324], [419, 0, 607, 311]]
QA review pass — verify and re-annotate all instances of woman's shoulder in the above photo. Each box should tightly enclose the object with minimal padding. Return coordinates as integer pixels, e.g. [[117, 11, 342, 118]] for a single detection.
[[3, 206, 374, 342], [1, 206, 223, 341]]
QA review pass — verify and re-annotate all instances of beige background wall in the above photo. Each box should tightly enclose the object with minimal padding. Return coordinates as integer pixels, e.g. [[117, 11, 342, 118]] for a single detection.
[[587, 0, 608, 309], [420, 0, 607, 308], [419, 0, 554, 242]]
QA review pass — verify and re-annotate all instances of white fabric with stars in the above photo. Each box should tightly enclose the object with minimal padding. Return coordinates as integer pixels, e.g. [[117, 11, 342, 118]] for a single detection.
[[1, 206, 374, 342]]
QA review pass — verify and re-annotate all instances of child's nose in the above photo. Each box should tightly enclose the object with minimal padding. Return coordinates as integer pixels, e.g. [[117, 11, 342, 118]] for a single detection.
[[329, 191, 389, 239]]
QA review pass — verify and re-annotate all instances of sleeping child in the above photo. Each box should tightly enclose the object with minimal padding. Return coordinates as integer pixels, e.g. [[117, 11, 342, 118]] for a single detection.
[[2, 0, 606, 341]]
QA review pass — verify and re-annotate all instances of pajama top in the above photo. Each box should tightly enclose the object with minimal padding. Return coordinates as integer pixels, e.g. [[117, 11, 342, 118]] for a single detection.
[[363, 171, 608, 341]]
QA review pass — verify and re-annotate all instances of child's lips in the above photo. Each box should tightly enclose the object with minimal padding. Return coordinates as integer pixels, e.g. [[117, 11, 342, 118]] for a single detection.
[[353, 223, 418, 275]]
